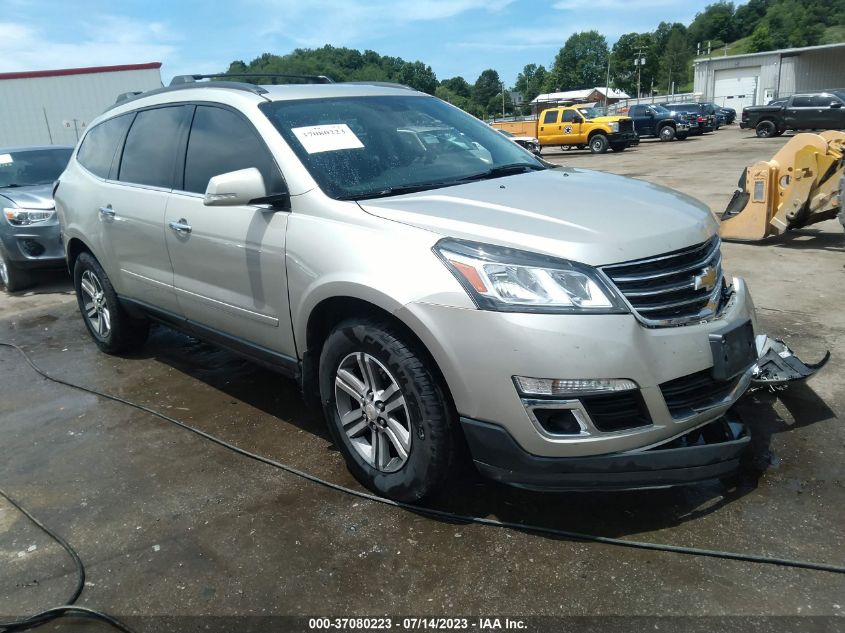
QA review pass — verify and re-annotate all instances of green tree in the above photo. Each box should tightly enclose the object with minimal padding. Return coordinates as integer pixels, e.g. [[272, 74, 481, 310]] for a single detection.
[[514, 63, 548, 102], [688, 2, 737, 49], [733, 0, 770, 38], [473, 69, 502, 108], [487, 91, 513, 118], [397, 61, 437, 94], [746, 23, 774, 52], [611, 32, 657, 97], [440, 76, 472, 98], [764, 0, 825, 48], [659, 27, 693, 92], [547, 31, 609, 91]]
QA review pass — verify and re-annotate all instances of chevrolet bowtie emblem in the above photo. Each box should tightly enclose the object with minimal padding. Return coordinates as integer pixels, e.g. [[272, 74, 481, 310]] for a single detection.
[[694, 266, 718, 292]]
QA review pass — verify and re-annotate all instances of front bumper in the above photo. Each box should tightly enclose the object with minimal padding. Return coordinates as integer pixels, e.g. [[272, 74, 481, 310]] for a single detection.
[[461, 414, 748, 491], [0, 218, 65, 267], [397, 277, 757, 459], [610, 131, 638, 145]]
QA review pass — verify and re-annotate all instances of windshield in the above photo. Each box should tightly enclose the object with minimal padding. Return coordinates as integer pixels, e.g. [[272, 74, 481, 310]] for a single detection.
[[578, 107, 606, 118], [260, 95, 544, 200], [0, 148, 72, 188]]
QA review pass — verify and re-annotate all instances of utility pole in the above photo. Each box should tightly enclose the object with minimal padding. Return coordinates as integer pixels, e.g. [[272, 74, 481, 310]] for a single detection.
[[604, 57, 611, 107], [633, 47, 647, 101], [501, 81, 505, 118]]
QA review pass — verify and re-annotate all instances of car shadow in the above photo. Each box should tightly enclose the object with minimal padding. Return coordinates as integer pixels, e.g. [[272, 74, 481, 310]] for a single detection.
[[118, 322, 835, 541], [5, 269, 73, 296]]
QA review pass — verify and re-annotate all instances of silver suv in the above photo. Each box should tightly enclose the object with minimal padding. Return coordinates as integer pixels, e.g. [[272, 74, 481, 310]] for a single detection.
[[56, 77, 760, 501]]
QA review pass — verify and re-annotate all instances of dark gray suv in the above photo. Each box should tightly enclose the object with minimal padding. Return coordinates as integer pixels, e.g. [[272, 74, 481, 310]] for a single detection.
[[0, 145, 72, 292]]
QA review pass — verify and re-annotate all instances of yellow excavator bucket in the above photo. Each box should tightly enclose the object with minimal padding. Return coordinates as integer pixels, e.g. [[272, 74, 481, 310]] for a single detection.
[[719, 131, 845, 241]]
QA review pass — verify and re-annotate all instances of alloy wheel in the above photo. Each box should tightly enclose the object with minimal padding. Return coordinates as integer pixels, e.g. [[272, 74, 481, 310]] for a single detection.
[[334, 352, 412, 473], [80, 269, 111, 338], [0, 255, 8, 287]]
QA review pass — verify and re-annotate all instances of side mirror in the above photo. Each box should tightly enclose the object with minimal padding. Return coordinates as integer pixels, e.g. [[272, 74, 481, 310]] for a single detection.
[[204, 168, 274, 207], [574, 116, 583, 124]]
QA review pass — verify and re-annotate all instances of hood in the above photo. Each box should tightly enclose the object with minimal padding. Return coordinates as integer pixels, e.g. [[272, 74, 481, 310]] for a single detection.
[[0, 184, 55, 210], [359, 168, 717, 267], [584, 115, 630, 124]]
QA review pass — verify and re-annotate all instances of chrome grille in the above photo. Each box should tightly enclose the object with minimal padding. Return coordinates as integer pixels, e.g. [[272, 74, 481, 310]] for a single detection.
[[601, 237, 724, 326]]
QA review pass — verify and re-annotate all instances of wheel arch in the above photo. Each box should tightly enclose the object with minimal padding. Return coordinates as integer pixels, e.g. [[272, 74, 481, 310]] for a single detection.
[[300, 294, 459, 416], [65, 236, 95, 274]]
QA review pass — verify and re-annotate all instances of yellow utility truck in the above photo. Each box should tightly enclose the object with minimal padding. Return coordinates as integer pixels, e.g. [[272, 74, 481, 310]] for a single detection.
[[492, 105, 638, 154]]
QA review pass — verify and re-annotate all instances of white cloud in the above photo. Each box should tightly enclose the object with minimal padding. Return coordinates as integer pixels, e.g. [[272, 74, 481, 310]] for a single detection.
[[254, 0, 514, 47], [553, 0, 677, 8], [0, 17, 176, 73]]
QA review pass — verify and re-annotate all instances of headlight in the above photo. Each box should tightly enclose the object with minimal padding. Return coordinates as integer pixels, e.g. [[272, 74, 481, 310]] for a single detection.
[[4, 207, 55, 226], [610, 122, 620, 133], [435, 239, 627, 314]]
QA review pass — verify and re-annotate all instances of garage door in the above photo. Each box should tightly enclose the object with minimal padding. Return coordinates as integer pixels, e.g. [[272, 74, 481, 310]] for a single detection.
[[714, 67, 760, 111]]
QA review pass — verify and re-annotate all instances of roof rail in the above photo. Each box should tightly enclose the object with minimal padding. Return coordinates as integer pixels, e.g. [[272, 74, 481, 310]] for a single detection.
[[169, 73, 334, 86], [342, 81, 415, 91], [115, 91, 143, 104]]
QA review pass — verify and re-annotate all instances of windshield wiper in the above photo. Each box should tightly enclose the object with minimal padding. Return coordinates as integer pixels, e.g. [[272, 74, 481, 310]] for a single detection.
[[0, 183, 23, 188], [460, 163, 545, 182], [340, 180, 463, 201]]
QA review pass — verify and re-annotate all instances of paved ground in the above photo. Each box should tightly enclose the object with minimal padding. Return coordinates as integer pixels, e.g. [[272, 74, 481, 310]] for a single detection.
[[1, 125, 844, 630]]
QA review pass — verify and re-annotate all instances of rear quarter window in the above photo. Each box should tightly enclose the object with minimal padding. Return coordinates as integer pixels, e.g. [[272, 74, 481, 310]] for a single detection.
[[76, 114, 133, 179]]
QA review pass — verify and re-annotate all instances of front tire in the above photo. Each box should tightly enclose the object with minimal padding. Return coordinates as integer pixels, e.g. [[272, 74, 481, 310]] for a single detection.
[[677, 132, 689, 140], [319, 318, 457, 502], [610, 142, 626, 152], [756, 120, 776, 138], [0, 249, 31, 293], [589, 134, 609, 154], [658, 125, 676, 142], [73, 252, 149, 354]]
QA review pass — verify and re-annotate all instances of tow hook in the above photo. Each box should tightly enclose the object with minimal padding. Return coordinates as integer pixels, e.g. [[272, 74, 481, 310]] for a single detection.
[[752, 335, 830, 387]]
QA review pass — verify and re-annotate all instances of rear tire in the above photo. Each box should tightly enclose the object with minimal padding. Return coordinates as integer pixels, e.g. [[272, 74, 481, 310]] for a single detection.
[[0, 249, 31, 293], [319, 318, 458, 502], [677, 132, 689, 140], [73, 252, 149, 354], [589, 134, 609, 154], [658, 125, 676, 142], [756, 120, 776, 138]]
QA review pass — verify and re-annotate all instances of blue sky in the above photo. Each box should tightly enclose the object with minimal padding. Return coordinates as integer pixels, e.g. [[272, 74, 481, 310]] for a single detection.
[[1, 0, 716, 86]]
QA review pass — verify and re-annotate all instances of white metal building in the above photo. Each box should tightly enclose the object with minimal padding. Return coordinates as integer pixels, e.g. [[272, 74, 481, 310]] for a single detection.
[[693, 43, 845, 111], [0, 63, 163, 147]]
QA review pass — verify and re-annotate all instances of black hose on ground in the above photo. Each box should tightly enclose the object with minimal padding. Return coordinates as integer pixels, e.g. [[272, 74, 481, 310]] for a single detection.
[[1, 340, 844, 632]]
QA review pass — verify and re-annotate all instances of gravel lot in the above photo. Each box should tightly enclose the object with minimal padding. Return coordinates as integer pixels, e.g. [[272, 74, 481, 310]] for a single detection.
[[1, 125, 843, 630]]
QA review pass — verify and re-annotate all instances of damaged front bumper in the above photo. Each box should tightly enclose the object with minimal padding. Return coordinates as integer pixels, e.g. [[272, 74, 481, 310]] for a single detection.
[[462, 336, 828, 492], [461, 414, 749, 491], [752, 335, 830, 387]]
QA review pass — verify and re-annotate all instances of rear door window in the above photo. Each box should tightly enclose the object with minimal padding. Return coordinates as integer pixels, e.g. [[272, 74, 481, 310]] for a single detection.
[[76, 114, 133, 179], [791, 96, 813, 107], [118, 106, 190, 188], [182, 106, 284, 195], [542, 110, 559, 124]]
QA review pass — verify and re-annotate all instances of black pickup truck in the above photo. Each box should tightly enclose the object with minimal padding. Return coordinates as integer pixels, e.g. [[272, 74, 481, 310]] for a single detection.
[[741, 91, 845, 137], [626, 104, 691, 141]]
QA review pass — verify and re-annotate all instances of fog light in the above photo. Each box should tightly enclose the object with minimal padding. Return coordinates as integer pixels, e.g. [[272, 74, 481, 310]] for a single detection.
[[514, 376, 638, 397], [533, 409, 583, 435], [20, 239, 45, 257]]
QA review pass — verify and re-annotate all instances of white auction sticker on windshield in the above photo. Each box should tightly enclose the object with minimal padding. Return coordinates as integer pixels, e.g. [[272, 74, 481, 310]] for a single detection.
[[0, 154, 13, 165], [291, 124, 364, 154]]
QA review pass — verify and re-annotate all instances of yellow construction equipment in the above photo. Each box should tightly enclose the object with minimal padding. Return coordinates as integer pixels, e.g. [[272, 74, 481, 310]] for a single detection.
[[719, 130, 845, 241]]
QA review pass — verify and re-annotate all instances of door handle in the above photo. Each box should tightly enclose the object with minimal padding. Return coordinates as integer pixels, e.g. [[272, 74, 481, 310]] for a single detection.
[[169, 219, 192, 234], [98, 205, 115, 218]]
